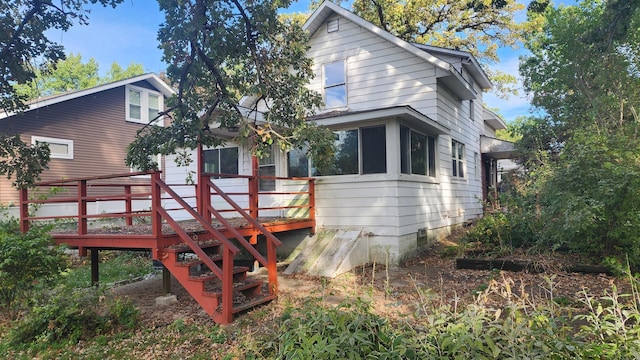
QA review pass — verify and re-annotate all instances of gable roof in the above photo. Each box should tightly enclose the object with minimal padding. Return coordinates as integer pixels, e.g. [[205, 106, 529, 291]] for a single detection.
[[412, 43, 492, 90], [303, 1, 490, 99], [0, 73, 175, 120]]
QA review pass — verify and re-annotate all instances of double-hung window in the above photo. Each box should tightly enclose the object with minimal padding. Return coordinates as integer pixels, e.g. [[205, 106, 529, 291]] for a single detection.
[[259, 148, 276, 191], [204, 147, 239, 178], [126, 85, 163, 125], [400, 126, 436, 177], [323, 60, 347, 108], [452, 140, 465, 178], [32, 136, 73, 159]]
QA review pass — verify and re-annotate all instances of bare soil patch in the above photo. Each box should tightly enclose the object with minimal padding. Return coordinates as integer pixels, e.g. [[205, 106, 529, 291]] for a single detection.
[[112, 241, 630, 328]]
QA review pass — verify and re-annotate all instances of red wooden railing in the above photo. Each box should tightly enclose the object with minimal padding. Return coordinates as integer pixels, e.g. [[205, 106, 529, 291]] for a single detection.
[[19, 171, 316, 236]]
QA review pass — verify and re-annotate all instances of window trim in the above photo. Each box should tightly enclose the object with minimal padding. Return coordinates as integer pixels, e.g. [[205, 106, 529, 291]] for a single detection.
[[400, 125, 437, 178], [452, 139, 465, 178], [311, 125, 387, 177], [258, 146, 276, 191], [323, 60, 347, 109], [125, 85, 164, 125], [469, 99, 475, 122], [31, 136, 73, 159], [203, 146, 239, 178]]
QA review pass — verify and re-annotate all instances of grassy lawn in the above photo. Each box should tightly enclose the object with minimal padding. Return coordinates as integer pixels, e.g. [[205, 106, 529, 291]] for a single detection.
[[59, 250, 156, 288]]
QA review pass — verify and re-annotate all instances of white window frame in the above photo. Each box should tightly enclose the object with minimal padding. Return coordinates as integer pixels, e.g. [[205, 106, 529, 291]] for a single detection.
[[452, 140, 465, 178], [203, 146, 240, 178], [400, 126, 437, 178], [469, 99, 475, 122], [31, 136, 73, 159], [125, 85, 164, 125], [323, 60, 347, 109], [258, 146, 276, 191]]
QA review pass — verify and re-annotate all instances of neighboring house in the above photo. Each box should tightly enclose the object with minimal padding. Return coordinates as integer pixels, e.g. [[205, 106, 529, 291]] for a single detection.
[[0, 73, 174, 212], [165, 2, 513, 265]]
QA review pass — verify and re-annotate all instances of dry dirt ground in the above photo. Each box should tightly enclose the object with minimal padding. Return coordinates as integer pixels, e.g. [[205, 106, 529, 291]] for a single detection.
[[111, 240, 632, 330]]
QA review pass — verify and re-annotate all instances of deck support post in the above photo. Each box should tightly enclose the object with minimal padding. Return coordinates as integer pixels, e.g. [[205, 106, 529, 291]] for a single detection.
[[196, 142, 205, 217], [162, 265, 171, 296], [249, 154, 259, 219], [78, 180, 87, 235], [151, 173, 162, 238], [19, 188, 29, 233], [91, 249, 99, 286], [221, 246, 234, 324], [125, 185, 133, 226], [267, 238, 278, 295]]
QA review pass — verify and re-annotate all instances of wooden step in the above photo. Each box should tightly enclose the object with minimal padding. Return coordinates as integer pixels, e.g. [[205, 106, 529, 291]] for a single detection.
[[160, 240, 222, 253], [231, 293, 277, 314], [188, 266, 249, 282], [175, 253, 223, 268], [202, 279, 263, 298]]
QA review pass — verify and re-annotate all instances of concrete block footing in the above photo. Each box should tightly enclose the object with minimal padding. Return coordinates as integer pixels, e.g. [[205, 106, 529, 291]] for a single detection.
[[155, 294, 178, 306]]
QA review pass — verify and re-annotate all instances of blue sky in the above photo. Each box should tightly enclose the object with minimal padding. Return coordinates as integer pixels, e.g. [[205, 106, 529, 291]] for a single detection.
[[49, 0, 555, 124]]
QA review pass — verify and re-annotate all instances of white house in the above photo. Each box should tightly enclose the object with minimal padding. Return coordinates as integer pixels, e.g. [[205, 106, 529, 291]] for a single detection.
[[165, 2, 509, 267]]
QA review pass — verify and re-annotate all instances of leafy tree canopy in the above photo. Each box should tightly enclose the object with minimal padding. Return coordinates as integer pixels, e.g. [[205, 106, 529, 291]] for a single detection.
[[520, 0, 640, 134], [126, 0, 335, 172], [14, 53, 145, 100], [1, 0, 124, 114], [342, 0, 548, 98], [1, 0, 125, 189], [508, 0, 640, 267]]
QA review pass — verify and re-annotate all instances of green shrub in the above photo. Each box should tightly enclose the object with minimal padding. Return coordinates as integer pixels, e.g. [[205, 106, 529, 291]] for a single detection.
[[252, 297, 415, 359], [0, 219, 66, 320], [8, 285, 139, 345]]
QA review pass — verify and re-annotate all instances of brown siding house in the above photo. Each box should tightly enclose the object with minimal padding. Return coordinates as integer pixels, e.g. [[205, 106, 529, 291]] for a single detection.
[[0, 73, 174, 204]]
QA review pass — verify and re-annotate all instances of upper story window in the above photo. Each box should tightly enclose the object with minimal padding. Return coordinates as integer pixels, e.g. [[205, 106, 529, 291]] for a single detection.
[[400, 126, 436, 177], [32, 136, 73, 159], [204, 147, 239, 178], [469, 100, 475, 122], [126, 85, 163, 125], [323, 60, 347, 108], [452, 140, 465, 178]]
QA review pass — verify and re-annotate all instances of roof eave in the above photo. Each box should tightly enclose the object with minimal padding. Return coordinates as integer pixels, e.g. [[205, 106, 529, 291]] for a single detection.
[[0, 73, 175, 120]]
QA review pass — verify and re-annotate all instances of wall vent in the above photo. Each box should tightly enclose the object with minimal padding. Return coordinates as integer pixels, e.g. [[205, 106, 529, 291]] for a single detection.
[[327, 19, 339, 33]]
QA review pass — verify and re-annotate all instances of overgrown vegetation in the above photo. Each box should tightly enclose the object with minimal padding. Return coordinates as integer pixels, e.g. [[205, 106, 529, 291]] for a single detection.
[[461, 0, 640, 271], [0, 219, 66, 320], [0, 217, 150, 354], [6, 286, 138, 347]]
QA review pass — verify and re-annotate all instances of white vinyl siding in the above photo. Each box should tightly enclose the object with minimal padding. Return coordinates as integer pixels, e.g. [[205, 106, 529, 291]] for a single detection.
[[307, 14, 438, 116]]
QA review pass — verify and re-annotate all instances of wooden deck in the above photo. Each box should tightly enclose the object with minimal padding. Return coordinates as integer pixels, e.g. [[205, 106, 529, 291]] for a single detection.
[[49, 217, 315, 252], [19, 171, 316, 324]]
